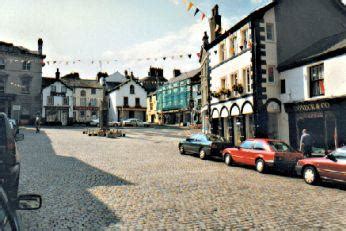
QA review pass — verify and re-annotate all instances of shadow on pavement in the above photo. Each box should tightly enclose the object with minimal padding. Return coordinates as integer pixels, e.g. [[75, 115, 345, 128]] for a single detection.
[[18, 128, 133, 229]]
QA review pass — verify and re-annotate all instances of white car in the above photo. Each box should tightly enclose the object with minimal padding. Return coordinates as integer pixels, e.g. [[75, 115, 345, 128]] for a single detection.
[[89, 118, 99, 126]]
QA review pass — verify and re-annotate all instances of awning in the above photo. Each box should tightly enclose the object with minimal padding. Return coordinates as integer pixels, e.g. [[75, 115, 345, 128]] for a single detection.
[[242, 103, 253, 115], [230, 106, 240, 116]]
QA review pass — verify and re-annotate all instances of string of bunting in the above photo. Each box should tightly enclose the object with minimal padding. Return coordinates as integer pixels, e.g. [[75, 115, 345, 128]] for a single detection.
[[181, 0, 207, 21]]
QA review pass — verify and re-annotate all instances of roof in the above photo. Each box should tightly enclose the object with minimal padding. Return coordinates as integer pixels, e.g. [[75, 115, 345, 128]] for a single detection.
[[140, 75, 168, 93], [108, 78, 146, 94], [168, 68, 200, 83], [42, 77, 73, 90], [0, 41, 46, 58], [106, 71, 127, 83], [205, 1, 276, 50], [278, 31, 346, 72], [61, 78, 102, 89]]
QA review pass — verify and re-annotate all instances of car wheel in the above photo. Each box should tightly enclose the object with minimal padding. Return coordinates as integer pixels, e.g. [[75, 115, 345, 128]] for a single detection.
[[199, 148, 207, 160], [303, 166, 320, 185], [179, 145, 185, 155], [255, 158, 266, 173], [224, 154, 232, 166]]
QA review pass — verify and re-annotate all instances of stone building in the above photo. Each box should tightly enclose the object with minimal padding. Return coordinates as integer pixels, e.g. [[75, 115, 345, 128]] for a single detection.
[[0, 38, 45, 124]]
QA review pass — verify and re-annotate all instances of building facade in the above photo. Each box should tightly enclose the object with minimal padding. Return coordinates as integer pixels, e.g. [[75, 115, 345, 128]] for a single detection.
[[0, 39, 45, 124], [278, 32, 346, 151], [42, 70, 73, 125], [156, 69, 200, 125], [61, 74, 103, 123], [108, 77, 147, 122], [147, 92, 159, 123], [200, 0, 346, 146]]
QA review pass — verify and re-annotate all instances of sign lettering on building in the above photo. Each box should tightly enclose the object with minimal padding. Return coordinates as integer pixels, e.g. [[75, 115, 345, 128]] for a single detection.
[[293, 102, 330, 112]]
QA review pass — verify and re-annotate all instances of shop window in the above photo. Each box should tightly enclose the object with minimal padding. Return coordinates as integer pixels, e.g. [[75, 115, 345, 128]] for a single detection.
[[91, 111, 97, 116], [0, 58, 5, 70], [80, 90, 86, 97], [80, 110, 85, 117], [22, 61, 31, 71], [21, 78, 31, 94], [130, 85, 135, 94], [123, 97, 129, 106], [309, 64, 324, 97], [268, 66, 275, 83], [266, 23, 274, 41], [91, 88, 96, 94], [0, 78, 5, 93], [280, 79, 286, 94], [47, 96, 54, 106]]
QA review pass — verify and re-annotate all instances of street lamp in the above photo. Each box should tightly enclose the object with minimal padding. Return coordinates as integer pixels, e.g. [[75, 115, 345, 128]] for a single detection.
[[99, 77, 108, 131]]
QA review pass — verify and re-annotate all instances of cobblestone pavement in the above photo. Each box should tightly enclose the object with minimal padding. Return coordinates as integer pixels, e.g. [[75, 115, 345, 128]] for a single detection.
[[17, 127, 346, 230]]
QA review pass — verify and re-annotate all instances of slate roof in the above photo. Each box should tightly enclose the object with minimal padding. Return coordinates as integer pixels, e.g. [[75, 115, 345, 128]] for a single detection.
[[278, 31, 346, 72], [42, 77, 73, 90], [140, 75, 168, 93], [0, 41, 46, 58], [168, 68, 201, 83], [60, 78, 102, 89]]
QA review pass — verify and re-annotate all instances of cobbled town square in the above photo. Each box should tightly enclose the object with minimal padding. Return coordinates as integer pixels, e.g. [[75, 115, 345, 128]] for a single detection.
[[0, 0, 346, 230]]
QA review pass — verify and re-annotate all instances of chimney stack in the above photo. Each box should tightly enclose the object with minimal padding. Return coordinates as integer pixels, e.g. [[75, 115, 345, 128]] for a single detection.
[[55, 68, 60, 79], [209, 5, 222, 42], [173, 69, 181, 77], [38, 38, 43, 55], [124, 70, 129, 77], [130, 72, 134, 79]]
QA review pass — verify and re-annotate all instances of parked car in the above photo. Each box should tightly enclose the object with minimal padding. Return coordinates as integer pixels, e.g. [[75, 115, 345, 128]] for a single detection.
[[0, 113, 24, 205], [121, 118, 148, 127], [222, 139, 304, 174], [0, 186, 42, 230], [89, 118, 99, 126], [108, 120, 121, 127], [296, 146, 346, 185], [179, 133, 232, 159]]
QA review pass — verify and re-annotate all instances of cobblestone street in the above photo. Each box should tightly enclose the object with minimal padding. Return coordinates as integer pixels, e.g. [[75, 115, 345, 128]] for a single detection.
[[18, 127, 346, 230]]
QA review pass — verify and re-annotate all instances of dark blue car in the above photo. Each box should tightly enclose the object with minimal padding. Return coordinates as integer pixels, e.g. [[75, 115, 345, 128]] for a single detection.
[[179, 133, 232, 159]]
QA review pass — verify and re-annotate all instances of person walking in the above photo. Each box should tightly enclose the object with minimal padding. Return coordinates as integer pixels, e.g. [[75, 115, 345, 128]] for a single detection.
[[35, 115, 41, 133], [300, 129, 313, 158]]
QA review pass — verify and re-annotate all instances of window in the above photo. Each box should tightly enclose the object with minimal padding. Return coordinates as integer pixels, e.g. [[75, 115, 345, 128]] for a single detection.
[[253, 142, 266, 151], [266, 23, 274, 41], [230, 36, 237, 56], [244, 67, 252, 93], [90, 98, 97, 106], [91, 111, 97, 117], [280, 79, 286, 94], [22, 61, 31, 70], [241, 29, 249, 50], [61, 85, 67, 93], [221, 78, 226, 89], [130, 85, 135, 94], [47, 96, 54, 106], [0, 78, 5, 93], [73, 97, 76, 106], [80, 110, 85, 117], [310, 64, 324, 97], [240, 140, 254, 149], [135, 98, 140, 107], [21, 78, 31, 94], [80, 98, 86, 106], [0, 58, 5, 70], [51, 85, 56, 92], [268, 66, 275, 83], [91, 88, 96, 94], [123, 97, 128, 106], [80, 90, 86, 97], [219, 43, 226, 62], [231, 72, 238, 87], [63, 97, 69, 105]]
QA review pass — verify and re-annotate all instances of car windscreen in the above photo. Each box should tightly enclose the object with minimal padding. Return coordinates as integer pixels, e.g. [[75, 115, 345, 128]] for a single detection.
[[333, 148, 346, 159], [268, 141, 295, 152], [206, 134, 225, 142]]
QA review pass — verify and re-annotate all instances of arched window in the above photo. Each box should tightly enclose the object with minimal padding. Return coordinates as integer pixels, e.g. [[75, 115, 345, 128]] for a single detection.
[[0, 58, 5, 70], [130, 85, 135, 94], [80, 90, 86, 97]]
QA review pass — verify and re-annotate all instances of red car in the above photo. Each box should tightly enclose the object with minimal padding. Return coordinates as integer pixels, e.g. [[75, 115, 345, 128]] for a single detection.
[[222, 139, 304, 174], [296, 146, 346, 185]]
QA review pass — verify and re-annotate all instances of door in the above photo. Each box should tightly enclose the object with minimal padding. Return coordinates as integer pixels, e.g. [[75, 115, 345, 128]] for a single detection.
[[250, 141, 269, 166], [61, 111, 68, 126], [184, 134, 198, 153], [235, 140, 254, 164], [320, 150, 346, 182]]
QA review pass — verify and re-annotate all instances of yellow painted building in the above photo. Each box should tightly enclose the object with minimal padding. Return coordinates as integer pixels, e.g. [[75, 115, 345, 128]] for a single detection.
[[146, 92, 160, 123]]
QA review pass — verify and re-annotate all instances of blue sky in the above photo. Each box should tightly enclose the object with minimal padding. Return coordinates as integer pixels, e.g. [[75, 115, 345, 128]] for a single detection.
[[0, 0, 270, 79]]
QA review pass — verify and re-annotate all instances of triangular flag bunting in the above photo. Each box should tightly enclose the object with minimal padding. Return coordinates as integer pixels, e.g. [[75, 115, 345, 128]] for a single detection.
[[201, 12, 206, 21], [188, 54, 192, 58], [187, 2, 193, 11], [194, 8, 200, 16]]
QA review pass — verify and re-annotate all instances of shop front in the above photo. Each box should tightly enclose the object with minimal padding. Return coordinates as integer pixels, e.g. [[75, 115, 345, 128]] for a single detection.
[[284, 97, 346, 151]]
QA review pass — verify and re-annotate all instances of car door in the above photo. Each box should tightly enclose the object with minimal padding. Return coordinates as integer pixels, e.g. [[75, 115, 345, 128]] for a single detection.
[[250, 141, 270, 166], [184, 134, 197, 154], [191, 134, 204, 154], [325, 150, 346, 182], [236, 141, 254, 165]]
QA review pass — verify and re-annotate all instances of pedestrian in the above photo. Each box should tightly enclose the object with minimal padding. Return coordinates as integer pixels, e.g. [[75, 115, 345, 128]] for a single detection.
[[35, 114, 41, 133], [300, 129, 313, 158]]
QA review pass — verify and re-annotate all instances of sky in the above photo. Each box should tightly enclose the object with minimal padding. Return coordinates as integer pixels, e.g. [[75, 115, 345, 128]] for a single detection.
[[0, 0, 271, 80]]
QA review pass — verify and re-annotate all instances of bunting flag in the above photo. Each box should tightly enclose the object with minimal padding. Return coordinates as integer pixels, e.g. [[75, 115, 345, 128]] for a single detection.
[[188, 54, 192, 58], [194, 8, 200, 16], [187, 2, 194, 11]]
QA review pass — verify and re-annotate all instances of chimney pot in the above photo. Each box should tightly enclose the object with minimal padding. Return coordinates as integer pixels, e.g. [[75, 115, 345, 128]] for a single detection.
[[55, 68, 60, 79], [38, 38, 43, 55]]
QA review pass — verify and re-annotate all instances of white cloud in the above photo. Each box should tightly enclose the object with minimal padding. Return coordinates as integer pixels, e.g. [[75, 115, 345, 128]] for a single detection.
[[251, 0, 263, 4], [169, 0, 180, 5]]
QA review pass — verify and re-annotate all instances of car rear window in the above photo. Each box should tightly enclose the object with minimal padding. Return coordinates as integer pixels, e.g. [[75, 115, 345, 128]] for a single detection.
[[268, 141, 295, 152], [334, 148, 346, 159]]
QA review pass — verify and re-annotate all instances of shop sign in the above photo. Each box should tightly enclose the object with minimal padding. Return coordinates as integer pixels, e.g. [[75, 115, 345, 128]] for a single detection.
[[12, 105, 21, 111], [293, 102, 330, 112], [74, 106, 98, 111]]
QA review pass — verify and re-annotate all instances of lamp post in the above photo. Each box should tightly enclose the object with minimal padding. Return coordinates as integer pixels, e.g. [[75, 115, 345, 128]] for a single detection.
[[99, 77, 108, 131]]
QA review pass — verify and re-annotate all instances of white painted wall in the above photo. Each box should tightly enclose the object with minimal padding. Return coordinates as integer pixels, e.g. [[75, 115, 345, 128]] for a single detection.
[[108, 79, 147, 122], [42, 81, 73, 118]]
